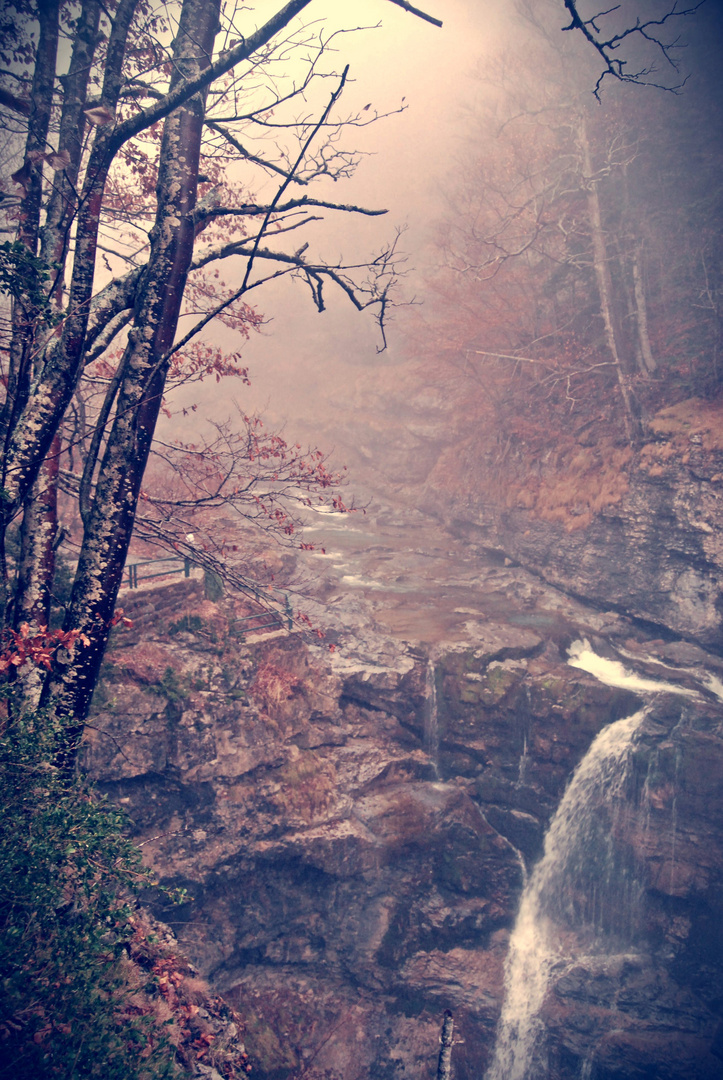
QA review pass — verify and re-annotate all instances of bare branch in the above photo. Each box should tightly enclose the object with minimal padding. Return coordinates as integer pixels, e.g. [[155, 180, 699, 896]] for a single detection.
[[384, 0, 443, 28], [562, 0, 703, 96], [0, 86, 30, 116], [106, 1, 317, 153], [206, 119, 313, 184], [195, 194, 388, 227]]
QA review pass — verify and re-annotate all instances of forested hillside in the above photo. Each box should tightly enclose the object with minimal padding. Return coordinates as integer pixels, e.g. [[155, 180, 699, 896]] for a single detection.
[[409, 4, 723, 532]]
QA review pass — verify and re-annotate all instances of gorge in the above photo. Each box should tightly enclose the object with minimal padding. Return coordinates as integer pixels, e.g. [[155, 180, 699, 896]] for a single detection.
[[2, 1, 722, 1075], [83, 489, 723, 1080]]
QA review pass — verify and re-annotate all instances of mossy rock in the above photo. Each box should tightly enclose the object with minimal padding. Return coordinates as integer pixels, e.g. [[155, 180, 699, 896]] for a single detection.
[[483, 663, 520, 700], [243, 1009, 299, 1075]]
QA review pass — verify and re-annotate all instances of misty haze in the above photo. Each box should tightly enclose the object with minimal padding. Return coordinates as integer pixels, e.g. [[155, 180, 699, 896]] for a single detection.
[[1, 2, 723, 1078]]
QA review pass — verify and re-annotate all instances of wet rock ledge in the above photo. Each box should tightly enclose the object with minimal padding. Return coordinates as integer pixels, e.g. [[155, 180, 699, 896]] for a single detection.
[[84, 579, 723, 1079]]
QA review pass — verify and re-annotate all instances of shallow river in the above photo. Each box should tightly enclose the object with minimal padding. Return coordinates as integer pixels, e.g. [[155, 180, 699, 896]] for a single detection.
[[297, 503, 597, 647]]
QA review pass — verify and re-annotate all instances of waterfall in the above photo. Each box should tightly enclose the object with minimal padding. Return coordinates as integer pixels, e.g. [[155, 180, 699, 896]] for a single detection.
[[424, 657, 440, 778], [518, 732, 530, 786], [483, 641, 700, 1079], [568, 639, 698, 697], [484, 708, 647, 1080]]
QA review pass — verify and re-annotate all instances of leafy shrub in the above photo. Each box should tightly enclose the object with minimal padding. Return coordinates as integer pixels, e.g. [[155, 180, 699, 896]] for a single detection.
[[150, 667, 187, 705], [0, 704, 178, 1079], [168, 615, 205, 636], [0, 240, 60, 326]]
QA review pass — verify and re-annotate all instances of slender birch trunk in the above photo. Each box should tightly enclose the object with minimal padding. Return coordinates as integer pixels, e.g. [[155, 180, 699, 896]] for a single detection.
[[0, 0, 139, 522], [39, 0, 102, 287], [631, 243, 657, 374], [578, 117, 644, 444], [1, 0, 59, 457], [14, 433, 60, 632], [9, 0, 104, 638]]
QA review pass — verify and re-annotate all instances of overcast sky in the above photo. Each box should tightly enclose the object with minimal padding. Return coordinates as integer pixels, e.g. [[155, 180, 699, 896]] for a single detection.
[[164, 0, 513, 436], [166, 0, 717, 464]]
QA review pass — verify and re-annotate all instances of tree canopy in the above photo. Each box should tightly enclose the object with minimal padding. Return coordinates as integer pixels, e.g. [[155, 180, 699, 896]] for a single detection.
[[0, 0, 707, 760], [411, 1, 721, 529], [0, 0, 446, 761]]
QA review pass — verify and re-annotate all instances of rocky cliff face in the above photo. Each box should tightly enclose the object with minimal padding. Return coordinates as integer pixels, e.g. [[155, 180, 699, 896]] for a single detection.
[[84, 574, 723, 1079], [423, 400, 723, 652], [302, 388, 723, 650]]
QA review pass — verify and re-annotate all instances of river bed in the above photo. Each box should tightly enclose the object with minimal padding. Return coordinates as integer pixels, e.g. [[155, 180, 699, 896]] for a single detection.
[[297, 502, 625, 648]]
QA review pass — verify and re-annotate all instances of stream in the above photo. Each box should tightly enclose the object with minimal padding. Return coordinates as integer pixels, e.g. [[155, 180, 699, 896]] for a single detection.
[[295, 502, 723, 1079], [297, 502, 620, 646]]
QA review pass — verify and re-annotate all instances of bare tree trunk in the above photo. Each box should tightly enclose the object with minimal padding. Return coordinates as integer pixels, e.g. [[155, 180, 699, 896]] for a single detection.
[[436, 1010, 454, 1080], [10, 434, 61, 708], [0, 0, 139, 524], [578, 117, 644, 444], [15, 433, 60, 632], [0, 0, 59, 624], [1, 0, 59, 459], [39, 0, 102, 289], [42, 0, 221, 758], [632, 243, 657, 373], [5, 0, 104, 639]]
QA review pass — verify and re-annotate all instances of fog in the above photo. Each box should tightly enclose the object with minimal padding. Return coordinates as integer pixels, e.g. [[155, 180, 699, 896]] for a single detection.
[[168, 0, 509, 440], [162, 0, 722, 509]]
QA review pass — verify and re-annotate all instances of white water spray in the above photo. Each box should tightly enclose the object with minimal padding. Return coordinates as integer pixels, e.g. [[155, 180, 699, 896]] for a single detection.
[[568, 639, 699, 696], [485, 708, 647, 1080]]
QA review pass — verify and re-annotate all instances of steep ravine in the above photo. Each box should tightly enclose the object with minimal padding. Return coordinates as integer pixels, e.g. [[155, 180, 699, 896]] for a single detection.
[[307, 392, 723, 650], [83, 543, 723, 1079], [421, 400, 723, 652]]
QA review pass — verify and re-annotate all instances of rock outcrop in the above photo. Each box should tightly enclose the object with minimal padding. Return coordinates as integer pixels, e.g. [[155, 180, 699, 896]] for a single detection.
[[84, 574, 723, 1079], [424, 400, 723, 651]]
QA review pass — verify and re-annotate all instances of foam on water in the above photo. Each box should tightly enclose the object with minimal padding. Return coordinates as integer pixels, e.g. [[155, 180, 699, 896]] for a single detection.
[[485, 709, 647, 1080], [568, 639, 698, 696]]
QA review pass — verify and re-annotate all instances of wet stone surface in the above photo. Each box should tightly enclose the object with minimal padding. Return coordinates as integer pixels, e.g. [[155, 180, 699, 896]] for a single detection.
[[84, 506, 723, 1079]]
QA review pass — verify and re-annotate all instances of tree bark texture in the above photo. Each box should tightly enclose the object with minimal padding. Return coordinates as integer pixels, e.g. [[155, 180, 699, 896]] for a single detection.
[[39, 0, 102, 293], [0, 0, 139, 522], [632, 244, 657, 374], [15, 433, 59, 632], [43, 0, 222, 744], [2, 0, 60, 456]]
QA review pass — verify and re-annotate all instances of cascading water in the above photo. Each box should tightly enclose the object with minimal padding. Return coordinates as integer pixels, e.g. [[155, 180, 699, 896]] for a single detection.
[[424, 656, 440, 778], [486, 640, 701, 1080], [484, 708, 647, 1080]]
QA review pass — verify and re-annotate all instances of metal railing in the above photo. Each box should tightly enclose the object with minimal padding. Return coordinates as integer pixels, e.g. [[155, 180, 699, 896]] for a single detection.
[[125, 556, 192, 589], [123, 555, 293, 635], [231, 578, 293, 635]]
